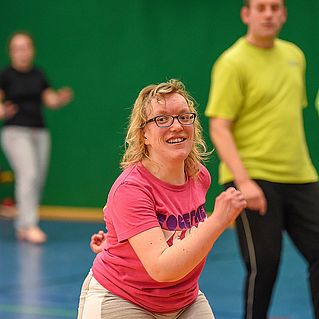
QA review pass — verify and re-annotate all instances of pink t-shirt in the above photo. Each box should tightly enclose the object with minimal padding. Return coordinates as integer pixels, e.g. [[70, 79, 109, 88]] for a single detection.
[[92, 162, 211, 313]]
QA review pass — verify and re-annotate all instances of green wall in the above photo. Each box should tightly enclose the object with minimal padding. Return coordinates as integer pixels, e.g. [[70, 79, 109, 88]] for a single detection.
[[1, 0, 318, 211]]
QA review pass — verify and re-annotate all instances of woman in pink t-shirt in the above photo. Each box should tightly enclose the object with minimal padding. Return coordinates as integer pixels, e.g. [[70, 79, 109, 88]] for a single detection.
[[77, 79, 246, 319]]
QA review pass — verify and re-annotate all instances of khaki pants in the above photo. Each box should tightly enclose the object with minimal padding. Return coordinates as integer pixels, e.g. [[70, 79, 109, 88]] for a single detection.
[[77, 272, 215, 319]]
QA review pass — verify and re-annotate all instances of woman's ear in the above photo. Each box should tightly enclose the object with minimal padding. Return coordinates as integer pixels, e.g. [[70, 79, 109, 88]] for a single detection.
[[144, 135, 150, 145], [143, 131, 150, 145]]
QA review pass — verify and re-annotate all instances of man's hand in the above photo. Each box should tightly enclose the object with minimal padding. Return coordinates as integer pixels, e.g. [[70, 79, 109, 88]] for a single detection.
[[236, 179, 267, 215]]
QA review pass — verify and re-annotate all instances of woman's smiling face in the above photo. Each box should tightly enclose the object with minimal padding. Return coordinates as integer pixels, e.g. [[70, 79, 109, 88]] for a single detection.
[[143, 93, 194, 165]]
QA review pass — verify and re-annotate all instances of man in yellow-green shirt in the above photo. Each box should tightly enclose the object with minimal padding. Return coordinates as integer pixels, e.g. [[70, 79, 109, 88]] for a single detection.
[[205, 0, 319, 318]]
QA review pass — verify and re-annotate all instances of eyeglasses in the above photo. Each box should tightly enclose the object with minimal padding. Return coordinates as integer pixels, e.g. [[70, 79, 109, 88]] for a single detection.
[[141, 112, 196, 128]]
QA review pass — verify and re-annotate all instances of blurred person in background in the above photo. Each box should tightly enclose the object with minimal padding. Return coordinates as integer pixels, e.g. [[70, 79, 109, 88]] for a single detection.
[[205, 0, 319, 318], [0, 31, 73, 244]]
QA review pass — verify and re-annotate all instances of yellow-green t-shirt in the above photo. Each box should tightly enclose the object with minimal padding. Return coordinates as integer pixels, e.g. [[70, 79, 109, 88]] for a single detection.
[[205, 37, 318, 184]]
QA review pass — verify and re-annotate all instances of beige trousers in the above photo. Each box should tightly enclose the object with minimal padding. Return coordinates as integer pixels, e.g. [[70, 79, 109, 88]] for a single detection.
[[77, 272, 215, 319]]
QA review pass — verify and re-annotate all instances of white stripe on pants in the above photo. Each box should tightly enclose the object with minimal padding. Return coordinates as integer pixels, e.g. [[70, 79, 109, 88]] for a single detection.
[[1, 126, 50, 229]]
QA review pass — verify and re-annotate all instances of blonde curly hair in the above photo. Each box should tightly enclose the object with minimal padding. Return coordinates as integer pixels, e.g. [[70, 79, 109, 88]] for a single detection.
[[120, 79, 210, 177]]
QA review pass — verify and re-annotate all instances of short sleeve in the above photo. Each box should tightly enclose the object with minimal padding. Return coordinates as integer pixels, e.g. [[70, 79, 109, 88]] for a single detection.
[[205, 56, 244, 120], [109, 183, 160, 242], [39, 69, 50, 91], [198, 164, 211, 191], [299, 50, 307, 108]]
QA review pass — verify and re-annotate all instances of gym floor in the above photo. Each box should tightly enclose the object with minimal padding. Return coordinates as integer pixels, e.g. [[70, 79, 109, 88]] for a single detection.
[[0, 215, 312, 319]]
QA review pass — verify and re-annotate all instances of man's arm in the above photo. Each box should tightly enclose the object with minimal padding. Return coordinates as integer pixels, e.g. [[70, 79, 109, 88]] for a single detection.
[[209, 117, 266, 215]]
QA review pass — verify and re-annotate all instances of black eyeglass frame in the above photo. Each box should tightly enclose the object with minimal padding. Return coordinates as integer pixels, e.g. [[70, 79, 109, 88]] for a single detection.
[[140, 112, 196, 128]]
